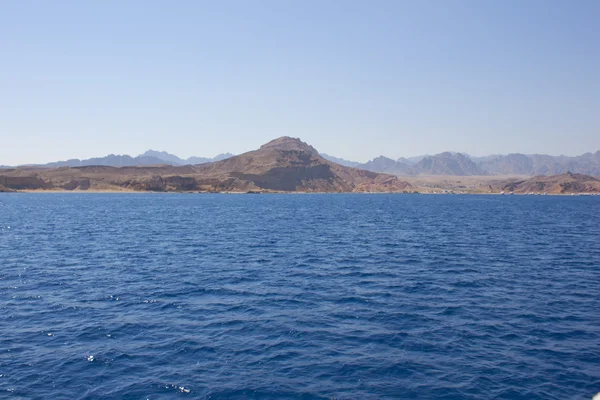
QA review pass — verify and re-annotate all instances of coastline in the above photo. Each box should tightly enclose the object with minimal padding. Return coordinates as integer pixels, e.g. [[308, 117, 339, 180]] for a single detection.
[[4, 189, 599, 196]]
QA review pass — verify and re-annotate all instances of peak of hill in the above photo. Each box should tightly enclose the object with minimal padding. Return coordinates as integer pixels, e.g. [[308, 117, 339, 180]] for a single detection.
[[258, 137, 319, 154]]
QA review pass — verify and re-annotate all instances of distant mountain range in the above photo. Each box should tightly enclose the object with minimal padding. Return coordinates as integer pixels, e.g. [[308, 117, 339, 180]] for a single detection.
[[5, 147, 600, 177], [139, 150, 234, 166], [3, 137, 600, 194], [319, 154, 360, 168], [323, 151, 600, 176], [16, 151, 235, 168]]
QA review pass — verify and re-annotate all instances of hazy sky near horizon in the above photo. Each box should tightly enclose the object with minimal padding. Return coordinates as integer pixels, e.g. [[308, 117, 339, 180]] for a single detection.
[[1, 0, 599, 165]]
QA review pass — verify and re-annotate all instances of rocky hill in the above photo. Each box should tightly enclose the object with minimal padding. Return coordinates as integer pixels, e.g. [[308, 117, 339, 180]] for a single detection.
[[497, 172, 600, 194], [191, 137, 411, 192], [0, 138, 411, 193]]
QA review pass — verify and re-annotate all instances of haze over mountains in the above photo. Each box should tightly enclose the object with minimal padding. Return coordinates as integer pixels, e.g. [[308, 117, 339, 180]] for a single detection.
[[19, 151, 235, 169], [2, 137, 600, 194], [139, 150, 235, 166], [5, 146, 600, 177], [323, 151, 600, 177]]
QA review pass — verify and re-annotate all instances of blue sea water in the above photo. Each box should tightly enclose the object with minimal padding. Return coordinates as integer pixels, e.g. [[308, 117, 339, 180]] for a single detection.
[[0, 193, 599, 399]]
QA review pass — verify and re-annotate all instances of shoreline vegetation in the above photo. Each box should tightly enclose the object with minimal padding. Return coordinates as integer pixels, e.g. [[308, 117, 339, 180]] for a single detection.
[[2, 137, 600, 196]]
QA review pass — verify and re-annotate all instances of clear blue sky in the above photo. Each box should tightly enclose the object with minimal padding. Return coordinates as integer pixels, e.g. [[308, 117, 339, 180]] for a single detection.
[[1, 0, 598, 164]]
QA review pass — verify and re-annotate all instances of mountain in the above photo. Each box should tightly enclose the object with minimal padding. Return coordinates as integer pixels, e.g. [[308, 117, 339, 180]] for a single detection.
[[186, 153, 234, 164], [321, 154, 360, 168], [130, 150, 234, 165], [498, 172, 600, 194], [0, 137, 411, 193], [184, 156, 210, 164], [21, 150, 236, 168], [479, 153, 557, 175], [410, 152, 487, 176], [36, 154, 170, 168], [478, 152, 600, 176], [468, 154, 504, 163], [212, 153, 235, 162], [397, 157, 418, 165], [353, 151, 600, 176], [356, 156, 411, 175], [191, 137, 411, 192], [141, 150, 185, 165]]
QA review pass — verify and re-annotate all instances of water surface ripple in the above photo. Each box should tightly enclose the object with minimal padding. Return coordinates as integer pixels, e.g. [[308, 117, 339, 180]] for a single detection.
[[1, 194, 599, 399]]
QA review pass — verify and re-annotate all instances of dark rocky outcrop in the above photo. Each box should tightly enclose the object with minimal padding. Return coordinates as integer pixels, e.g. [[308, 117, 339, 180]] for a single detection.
[[231, 165, 349, 192], [164, 176, 198, 191], [0, 176, 52, 190]]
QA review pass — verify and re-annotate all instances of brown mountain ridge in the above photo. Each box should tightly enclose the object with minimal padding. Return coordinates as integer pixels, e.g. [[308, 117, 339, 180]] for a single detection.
[[497, 172, 600, 194], [0, 137, 412, 193]]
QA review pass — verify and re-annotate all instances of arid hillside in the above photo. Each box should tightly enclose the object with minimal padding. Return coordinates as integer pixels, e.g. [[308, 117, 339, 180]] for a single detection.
[[496, 172, 600, 194], [0, 137, 411, 193]]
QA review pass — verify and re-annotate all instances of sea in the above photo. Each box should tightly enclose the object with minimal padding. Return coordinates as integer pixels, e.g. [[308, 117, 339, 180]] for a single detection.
[[0, 193, 599, 399]]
